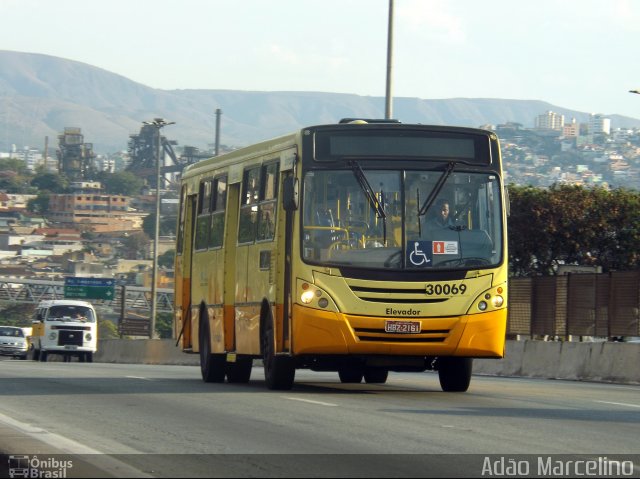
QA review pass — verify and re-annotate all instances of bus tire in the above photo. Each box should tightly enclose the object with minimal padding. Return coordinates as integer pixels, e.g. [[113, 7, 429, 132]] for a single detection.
[[200, 313, 225, 383], [438, 357, 473, 392], [40, 351, 48, 362], [338, 367, 364, 383], [261, 312, 295, 390], [226, 356, 253, 383], [363, 367, 388, 384], [86, 352, 94, 363], [32, 348, 40, 361]]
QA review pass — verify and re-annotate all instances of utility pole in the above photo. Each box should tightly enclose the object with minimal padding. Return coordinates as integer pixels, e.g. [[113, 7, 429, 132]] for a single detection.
[[142, 118, 175, 339], [385, 0, 395, 120], [215, 109, 222, 156]]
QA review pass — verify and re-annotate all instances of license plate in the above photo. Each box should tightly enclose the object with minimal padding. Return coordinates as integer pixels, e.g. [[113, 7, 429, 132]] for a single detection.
[[384, 320, 421, 334], [64, 345, 78, 350]]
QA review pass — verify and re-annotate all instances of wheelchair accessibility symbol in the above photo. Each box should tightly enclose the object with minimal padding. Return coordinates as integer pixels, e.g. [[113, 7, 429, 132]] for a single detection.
[[407, 241, 433, 267]]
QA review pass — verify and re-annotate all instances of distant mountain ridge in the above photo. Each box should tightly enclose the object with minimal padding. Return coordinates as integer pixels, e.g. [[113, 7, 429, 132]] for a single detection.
[[1, 50, 639, 154]]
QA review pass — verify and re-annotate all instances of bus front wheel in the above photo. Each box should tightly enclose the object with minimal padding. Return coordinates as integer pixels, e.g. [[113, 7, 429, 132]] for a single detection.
[[261, 313, 295, 390], [437, 357, 473, 392], [338, 367, 363, 383]]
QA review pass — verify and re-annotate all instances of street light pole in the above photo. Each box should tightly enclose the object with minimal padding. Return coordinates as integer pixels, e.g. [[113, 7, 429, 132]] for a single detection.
[[385, 0, 395, 120], [143, 118, 175, 339]]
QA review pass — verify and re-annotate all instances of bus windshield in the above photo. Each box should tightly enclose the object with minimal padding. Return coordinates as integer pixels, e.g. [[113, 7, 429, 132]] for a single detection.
[[302, 168, 503, 270]]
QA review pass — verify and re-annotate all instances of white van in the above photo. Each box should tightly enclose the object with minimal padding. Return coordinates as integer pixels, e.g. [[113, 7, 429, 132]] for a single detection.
[[31, 300, 98, 362]]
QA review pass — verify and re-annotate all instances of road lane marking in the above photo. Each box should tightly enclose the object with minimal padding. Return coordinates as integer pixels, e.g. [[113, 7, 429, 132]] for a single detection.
[[0, 412, 151, 477], [594, 400, 640, 409], [283, 397, 338, 407], [125, 376, 153, 380]]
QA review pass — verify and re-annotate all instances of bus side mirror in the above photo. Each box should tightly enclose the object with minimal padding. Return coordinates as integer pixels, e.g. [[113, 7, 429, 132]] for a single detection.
[[283, 177, 299, 211]]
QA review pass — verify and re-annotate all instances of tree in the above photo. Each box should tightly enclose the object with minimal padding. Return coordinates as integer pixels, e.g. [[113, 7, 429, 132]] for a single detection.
[[158, 249, 175, 269], [0, 158, 30, 176], [0, 304, 36, 327], [98, 171, 144, 196], [99, 318, 120, 339], [142, 213, 177, 239], [27, 191, 50, 214], [0, 170, 31, 193], [508, 184, 640, 276], [121, 231, 150, 259], [155, 312, 173, 339], [31, 172, 69, 193]]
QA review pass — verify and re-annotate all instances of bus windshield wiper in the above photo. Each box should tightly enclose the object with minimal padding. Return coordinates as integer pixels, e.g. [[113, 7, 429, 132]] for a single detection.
[[418, 161, 456, 217], [349, 160, 386, 219], [349, 160, 387, 243]]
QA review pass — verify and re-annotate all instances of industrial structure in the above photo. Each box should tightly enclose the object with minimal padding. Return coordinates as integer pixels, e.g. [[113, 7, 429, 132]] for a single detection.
[[56, 127, 96, 181], [126, 124, 206, 188]]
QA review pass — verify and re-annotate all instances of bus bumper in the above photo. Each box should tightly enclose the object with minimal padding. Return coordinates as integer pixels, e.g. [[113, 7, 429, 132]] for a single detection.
[[291, 304, 506, 358]]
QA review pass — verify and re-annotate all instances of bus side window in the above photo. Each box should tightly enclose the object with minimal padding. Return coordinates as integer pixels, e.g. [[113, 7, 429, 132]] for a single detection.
[[208, 175, 227, 248], [257, 162, 279, 241], [195, 180, 212, 250], [176, 185, 187, 255], [238, 166, 261, 244]]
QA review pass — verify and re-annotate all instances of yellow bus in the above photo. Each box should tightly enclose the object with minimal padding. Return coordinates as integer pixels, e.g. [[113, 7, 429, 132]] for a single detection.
[[174, 120, 508, 391]]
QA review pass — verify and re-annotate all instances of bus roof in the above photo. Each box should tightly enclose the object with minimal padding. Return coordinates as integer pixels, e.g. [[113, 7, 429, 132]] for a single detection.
[[181, 122, 498, 181]]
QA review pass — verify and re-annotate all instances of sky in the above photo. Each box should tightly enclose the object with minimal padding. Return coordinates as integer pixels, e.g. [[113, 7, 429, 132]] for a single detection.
[[2, 0, 640, 118]]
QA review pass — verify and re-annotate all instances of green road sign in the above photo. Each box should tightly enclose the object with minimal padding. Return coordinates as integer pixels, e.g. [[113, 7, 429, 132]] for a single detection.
[[64, 277, 116, 300]]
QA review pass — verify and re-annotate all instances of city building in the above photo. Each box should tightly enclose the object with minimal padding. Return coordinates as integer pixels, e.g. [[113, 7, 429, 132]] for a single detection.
[[535, 110, 565, 130], [47, 182, 146, 233], [588, 114, 611, 135]]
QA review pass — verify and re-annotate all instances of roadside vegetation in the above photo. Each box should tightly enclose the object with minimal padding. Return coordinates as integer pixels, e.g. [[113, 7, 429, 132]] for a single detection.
[[508, 184, 640, 276]]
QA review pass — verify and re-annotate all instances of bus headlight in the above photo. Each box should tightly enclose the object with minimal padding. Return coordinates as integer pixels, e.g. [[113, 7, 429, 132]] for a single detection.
[[85, 333, 92, 341], [301, 290, 315, 304], [469, 284, 507, 314], [297, 279, 338, 311], [49, 332, 57, 340]]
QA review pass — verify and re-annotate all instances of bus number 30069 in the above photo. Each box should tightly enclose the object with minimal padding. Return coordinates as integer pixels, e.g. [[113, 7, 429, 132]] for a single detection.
[[426, 283, 467, 295]]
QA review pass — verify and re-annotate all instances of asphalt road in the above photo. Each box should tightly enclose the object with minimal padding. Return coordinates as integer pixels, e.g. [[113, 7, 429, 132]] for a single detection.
[[0, 360, 639, 477]]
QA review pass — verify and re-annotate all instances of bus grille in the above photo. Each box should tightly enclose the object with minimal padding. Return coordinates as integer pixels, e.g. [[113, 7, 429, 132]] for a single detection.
[[346, 283, 448, 304], [353, 327, 449, 343], [58, 330, 84, 347]]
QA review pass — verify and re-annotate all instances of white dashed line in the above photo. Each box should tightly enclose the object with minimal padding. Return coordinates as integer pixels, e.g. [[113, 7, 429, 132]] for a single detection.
[[283, 397, 338, 407]]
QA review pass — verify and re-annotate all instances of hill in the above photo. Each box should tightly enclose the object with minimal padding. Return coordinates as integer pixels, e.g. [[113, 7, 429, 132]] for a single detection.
[[1, 50, 639, 154]]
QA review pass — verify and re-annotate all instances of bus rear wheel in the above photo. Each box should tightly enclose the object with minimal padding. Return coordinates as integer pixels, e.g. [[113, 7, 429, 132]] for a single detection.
[[226, 356, 253, 383], [200, 316, 225, 383], [437, 357, 473, 392], [261, 313, 295, 390], [364, 367, 388, 384]]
